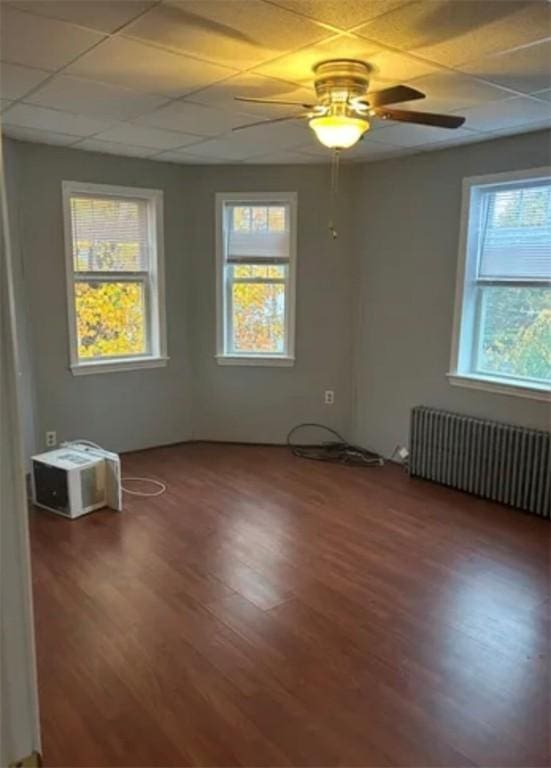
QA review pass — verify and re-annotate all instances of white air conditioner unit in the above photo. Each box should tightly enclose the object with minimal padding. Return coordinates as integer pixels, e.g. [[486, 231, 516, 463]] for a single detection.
[[31, 445, 122, 519]]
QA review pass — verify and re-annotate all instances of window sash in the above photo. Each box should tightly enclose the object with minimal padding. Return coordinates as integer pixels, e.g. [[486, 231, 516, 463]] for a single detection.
[[469, 283, 549, 386], [476, 182, 551, 281], [74, 275, 152, 361], [224, 203, 291, 263], [224, 265, 289, 356]]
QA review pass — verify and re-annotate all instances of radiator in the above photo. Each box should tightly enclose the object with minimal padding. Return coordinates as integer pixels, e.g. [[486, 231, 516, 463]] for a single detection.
[[409, 406, 550, 519]]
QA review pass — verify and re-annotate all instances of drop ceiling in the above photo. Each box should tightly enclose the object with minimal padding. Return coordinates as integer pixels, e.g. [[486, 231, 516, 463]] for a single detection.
[[1, 0, 550, 164]]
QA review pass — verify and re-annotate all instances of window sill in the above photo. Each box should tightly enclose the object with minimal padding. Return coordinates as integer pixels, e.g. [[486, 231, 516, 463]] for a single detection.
[[71, 356, 169, 376], [216, 355, 295, 367], [447, 372, 550, 402]]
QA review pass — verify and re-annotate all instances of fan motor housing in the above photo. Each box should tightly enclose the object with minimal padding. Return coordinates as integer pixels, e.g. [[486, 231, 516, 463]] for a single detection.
[[313, 59, 371, 103]]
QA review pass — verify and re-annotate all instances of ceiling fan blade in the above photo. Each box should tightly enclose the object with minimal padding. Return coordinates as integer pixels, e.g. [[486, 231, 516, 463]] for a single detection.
[[235, 96, 315, 109], [233, 114, 309, 131], [373, 107, 466, 128], [360, 85, 426, 108]]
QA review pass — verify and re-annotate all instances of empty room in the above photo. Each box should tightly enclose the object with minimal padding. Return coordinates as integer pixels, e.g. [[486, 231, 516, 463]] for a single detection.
[[1, 1, 550, 766]]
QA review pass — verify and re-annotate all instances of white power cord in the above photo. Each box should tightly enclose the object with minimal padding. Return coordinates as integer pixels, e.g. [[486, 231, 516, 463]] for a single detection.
[[120, 477, 166, 497], [66, 439, 167, 498]]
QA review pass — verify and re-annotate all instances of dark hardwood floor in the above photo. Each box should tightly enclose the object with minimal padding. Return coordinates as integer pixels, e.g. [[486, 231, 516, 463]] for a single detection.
[[30, 443, 550, 767]]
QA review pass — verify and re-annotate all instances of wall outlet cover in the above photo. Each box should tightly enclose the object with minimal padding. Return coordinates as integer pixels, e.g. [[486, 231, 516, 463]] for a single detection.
[[324, 390, 335, 405], [46, 431, 56, 448]]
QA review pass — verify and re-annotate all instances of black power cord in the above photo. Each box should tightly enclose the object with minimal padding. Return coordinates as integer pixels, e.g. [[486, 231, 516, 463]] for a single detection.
[[287, 423, 384, 467]]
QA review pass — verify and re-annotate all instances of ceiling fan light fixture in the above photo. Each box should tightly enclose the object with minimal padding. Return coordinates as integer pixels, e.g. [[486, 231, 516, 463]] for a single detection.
[[309, 114, 369, 149]]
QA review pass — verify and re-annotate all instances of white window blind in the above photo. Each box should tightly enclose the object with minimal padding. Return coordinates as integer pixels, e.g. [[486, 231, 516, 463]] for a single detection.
[[225, 203, 290, 263], [70, 195, 149, 272], [478, 183, 551, 280]]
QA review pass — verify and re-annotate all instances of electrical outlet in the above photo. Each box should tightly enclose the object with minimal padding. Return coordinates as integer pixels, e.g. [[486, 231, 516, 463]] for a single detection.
[[45, 431, 56, 448], [324, 390, 335, 405], [398, 446, 409, 461]]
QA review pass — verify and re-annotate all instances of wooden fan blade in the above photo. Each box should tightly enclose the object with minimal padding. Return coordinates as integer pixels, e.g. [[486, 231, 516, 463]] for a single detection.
[[235, 96, 314, 109], [233, 114, 309, 131], [373, 107, 466, 128], [359, 85, 426, 108]]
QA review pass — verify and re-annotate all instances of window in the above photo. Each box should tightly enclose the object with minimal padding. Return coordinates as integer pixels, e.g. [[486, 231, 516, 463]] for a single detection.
[[215, 192, 297, 365], [62, 181, 167, 374], [450, 168, 550, 400]]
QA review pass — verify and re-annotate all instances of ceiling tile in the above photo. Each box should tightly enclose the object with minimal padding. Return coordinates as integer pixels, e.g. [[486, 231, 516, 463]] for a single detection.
[[254, 33, 381, 85], [363, 49, 439, 88], [66, 37, 235, 98], [344, 140, 409, 162], [27, 75, 168, 120], [355, 1, 551, 67], [2, 103, 115, 136], [268, 0, 409, 31], [183, 73, 317, 117], [2, 124, 81, 145], [91, 122, 201, 149], [154, 149, 228, 164], [244, 149, 325, 163], [0, 6, 104, 71], [400, 71, 513, 113], [485, 119, 551, 139], [9, 1, 155, 34], [367, 122, 475, 147], [532, 89, 551, 103], [73, 138, 156, 157], [460, 40, 551, 95], [125, 0, 332, 70], [456, 96, 551, 132], [0, 62, 51, 100], [181, 119, 310, 159], [135, 101, 253, 136]]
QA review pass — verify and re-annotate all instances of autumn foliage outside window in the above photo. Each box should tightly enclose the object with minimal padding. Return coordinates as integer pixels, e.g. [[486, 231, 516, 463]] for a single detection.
[[63, 182, 165, 371], [218, 194, 296, 362]]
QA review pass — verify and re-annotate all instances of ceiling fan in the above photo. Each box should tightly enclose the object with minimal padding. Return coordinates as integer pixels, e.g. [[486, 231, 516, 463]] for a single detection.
[[233, 59, 466, 151]]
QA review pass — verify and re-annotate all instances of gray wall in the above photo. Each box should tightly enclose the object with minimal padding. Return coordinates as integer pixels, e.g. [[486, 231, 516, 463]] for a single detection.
[[12, 140, 196, 453], [7, 129, 550, 459], [9, 140, 354, 453], [190, 165, 355, 443], [350, 129, 551, 458]]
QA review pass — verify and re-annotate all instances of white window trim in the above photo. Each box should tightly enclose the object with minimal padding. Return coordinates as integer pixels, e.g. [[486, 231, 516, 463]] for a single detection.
[[449, 166, 551, 401], [62, 181, 168, 375], [215, 191, 297, 366]]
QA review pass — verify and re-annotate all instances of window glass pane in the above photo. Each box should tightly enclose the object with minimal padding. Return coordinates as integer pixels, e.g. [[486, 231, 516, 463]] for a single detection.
[[251, 207, 268, 231], [231, 282, 285, 354], [476, 286, 551, 382], [480, 183, 551, 279], [75, 281, 147, 360], [232, 264, 286, 279], [230, 204, 287, 233], [268, 206, 285, 231], [232, 206, 251, 231], [71, 196, 149, 272]]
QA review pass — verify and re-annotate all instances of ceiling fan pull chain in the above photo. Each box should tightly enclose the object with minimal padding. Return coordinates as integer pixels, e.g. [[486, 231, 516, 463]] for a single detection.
[[329, 148, 340, 239]]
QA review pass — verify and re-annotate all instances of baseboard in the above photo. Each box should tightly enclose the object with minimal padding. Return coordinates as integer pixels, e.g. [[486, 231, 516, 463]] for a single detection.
[[9, 751, 42, 768], [121, 438, 288, 455]]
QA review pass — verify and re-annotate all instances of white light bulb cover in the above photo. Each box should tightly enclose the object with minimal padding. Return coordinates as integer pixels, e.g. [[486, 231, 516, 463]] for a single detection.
[[309, 115, 369, 149]]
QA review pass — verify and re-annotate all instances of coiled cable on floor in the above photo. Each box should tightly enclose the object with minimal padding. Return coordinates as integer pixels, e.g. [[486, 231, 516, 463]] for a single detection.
[[287, 423, 383, 467]]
